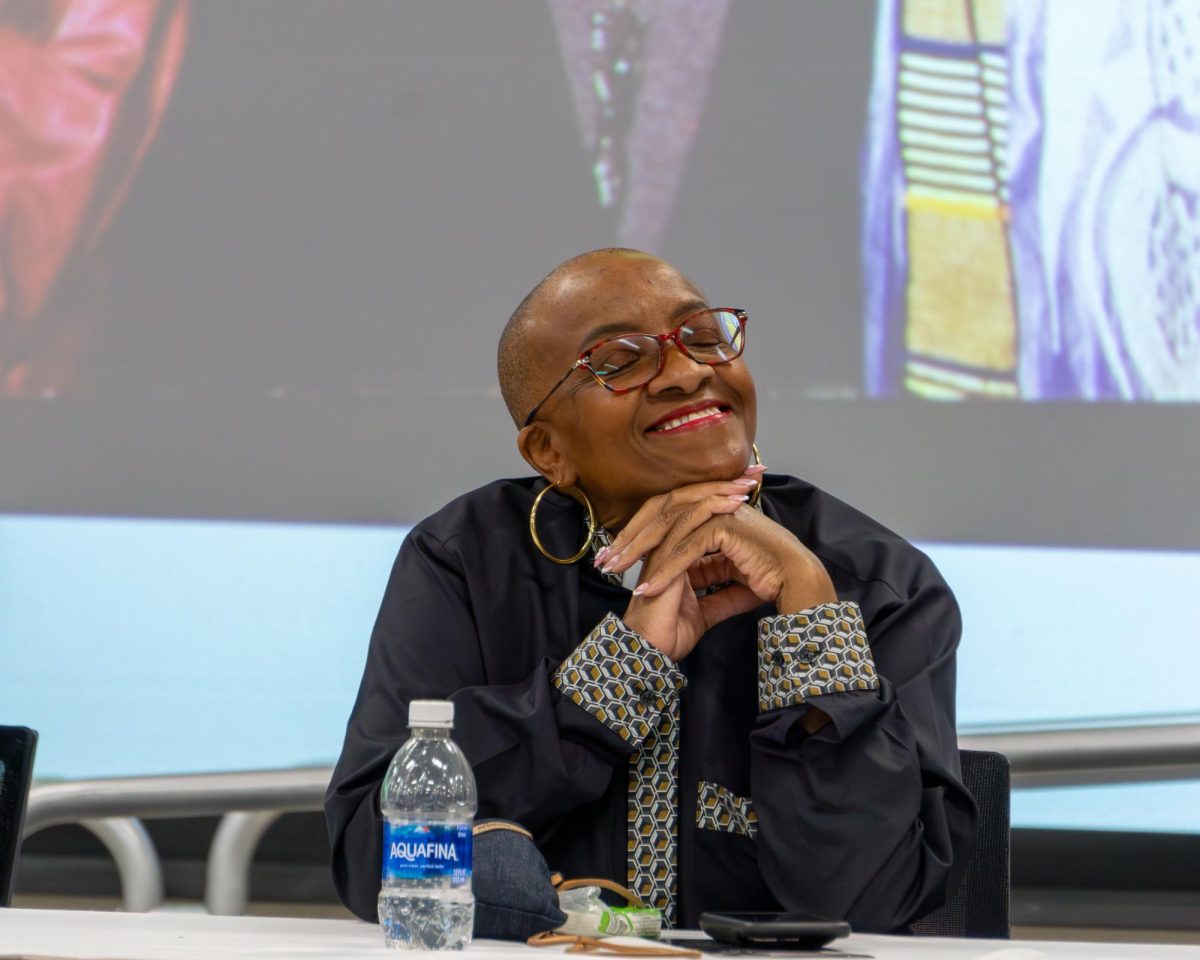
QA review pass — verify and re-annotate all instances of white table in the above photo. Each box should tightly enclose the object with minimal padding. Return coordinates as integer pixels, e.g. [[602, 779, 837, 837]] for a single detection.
[[0, 910, 1195, 960]]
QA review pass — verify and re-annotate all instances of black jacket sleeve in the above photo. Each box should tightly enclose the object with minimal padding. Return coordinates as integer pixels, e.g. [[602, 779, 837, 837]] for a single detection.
[[749, 551, 976, 932], [323, 525, 636, 922]]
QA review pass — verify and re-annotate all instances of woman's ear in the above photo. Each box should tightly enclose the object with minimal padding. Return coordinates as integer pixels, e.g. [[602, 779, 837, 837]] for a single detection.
[[517, 423, 578, 487]]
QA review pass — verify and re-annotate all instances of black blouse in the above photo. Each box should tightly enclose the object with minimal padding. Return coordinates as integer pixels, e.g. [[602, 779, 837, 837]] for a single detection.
[[324, 473, 976, 931]]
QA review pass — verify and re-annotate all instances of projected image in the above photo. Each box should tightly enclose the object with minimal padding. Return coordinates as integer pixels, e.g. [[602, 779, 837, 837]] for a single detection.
[[0, 0, 188, 398], [863, 0, 1200, 401], [4, 0, 1196, 406]]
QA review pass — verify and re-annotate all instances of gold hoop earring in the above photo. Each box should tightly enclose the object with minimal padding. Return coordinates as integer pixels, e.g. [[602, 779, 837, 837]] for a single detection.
[[749, 443, 763, 508], [529, 482, 597, 565]]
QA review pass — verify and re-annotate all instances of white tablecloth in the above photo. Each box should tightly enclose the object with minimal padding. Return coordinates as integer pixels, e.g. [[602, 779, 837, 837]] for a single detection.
[[0, 910, 1194, 960]]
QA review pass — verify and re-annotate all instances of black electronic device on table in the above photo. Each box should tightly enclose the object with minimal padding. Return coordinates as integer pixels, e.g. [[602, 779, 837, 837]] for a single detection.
[[698, 912, 852, 950]]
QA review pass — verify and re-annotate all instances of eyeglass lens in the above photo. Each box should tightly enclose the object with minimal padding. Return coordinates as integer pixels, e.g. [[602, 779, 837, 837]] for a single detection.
[[589, 309, 744, 388]]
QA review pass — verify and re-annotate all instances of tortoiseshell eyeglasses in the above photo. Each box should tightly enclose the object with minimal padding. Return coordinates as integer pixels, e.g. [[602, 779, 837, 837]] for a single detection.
[[522, 307, 748, 427]]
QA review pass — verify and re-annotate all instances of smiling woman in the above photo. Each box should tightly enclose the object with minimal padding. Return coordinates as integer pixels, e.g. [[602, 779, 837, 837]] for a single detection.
[[513, 252, 757, 529], [325, 249, 976, 935]]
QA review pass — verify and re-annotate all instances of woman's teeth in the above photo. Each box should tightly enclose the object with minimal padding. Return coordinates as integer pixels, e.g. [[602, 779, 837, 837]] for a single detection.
[[652, 405, 723, 432]]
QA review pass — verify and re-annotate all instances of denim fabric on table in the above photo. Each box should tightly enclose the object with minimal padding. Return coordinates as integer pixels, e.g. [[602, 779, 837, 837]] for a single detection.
[[471, 820, 567, 940]]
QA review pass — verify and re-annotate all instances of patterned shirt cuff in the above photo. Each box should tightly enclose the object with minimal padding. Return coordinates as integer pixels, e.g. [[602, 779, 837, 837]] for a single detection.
[[553, 612, 686, 745], [757, 601, 879, 712]]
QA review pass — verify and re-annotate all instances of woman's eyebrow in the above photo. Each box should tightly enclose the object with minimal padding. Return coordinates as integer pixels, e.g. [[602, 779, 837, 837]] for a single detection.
[[575, 301, 710, 352], [576, 322, 637, 352]]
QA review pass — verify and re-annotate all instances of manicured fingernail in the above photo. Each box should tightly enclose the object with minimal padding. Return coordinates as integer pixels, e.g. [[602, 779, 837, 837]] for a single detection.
[[594, 547, 609, 566], [734, 478, 757, 487], [601, 552, 622, 573], [727, 494, 749, 502], [745, 464, 767, 474], [633, 583, 648, 596]]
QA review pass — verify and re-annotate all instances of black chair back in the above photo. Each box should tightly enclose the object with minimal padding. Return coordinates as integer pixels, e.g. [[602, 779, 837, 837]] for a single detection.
[[0, 725, 38, 907], [910, 749, 1010, 938]]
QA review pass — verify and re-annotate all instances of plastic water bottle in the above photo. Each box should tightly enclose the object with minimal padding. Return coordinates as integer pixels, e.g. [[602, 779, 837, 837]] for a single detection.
[[379, 700, 478, 950]]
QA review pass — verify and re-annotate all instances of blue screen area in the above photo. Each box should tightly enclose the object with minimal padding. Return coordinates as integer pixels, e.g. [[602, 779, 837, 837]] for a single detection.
[[929, 542, 1200, 729], [2, 516, 1198, 832], [0, 515, 402, 780]]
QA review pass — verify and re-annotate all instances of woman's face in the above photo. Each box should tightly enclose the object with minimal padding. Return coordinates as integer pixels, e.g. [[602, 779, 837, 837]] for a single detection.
[[523, 252, 757, 529]]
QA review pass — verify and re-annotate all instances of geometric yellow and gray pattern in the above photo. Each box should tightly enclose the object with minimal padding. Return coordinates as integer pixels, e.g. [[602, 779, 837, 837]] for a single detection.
[[627, 695, 680, 919], [756, 601, 878, 712], [552, 612, 686, 920], [553, 612, 685, 744], [695, 780, 758, 839]]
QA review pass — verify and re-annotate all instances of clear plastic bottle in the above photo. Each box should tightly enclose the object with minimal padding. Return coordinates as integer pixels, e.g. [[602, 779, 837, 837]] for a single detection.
[[378, 700, 477, 950]]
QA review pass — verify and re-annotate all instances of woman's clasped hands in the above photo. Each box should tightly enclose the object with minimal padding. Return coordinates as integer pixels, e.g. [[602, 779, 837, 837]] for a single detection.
[[601, 465, 837, 662]]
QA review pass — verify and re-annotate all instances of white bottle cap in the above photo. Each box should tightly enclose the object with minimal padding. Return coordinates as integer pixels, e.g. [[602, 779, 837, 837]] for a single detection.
[[408, 699, 454, 728]]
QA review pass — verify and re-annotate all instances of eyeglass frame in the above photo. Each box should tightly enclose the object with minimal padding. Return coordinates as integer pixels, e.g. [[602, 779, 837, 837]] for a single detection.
[[521, 307, 749, 428]]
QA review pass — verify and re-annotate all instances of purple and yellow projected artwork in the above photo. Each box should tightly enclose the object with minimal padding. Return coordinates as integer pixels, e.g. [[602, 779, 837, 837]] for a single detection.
[[863, 0, 1200, 401]]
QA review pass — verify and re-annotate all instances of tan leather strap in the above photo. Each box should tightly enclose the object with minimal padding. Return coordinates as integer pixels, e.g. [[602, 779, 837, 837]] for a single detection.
[[555, 877, 646, 908], [473, 820, 533, 839], [528, 932, 700, 957]]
